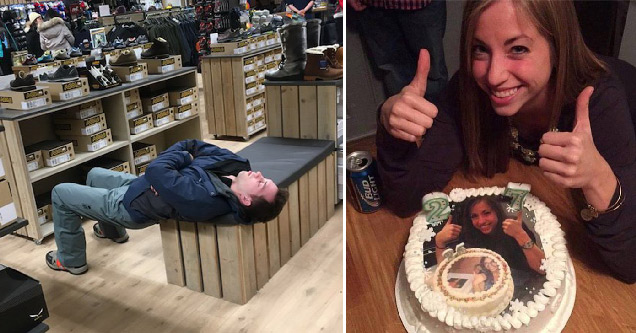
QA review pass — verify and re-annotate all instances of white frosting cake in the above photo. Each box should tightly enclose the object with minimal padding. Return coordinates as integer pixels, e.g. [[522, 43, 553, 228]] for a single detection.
[[404, 185, 569, 332]]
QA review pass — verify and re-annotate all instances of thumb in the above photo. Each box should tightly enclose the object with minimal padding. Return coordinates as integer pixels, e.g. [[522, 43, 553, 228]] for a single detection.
[[516, 211, 523, 223], [574, 86, 594, 132], [408, 49, 430, 96], [446, 214, 453, 225]]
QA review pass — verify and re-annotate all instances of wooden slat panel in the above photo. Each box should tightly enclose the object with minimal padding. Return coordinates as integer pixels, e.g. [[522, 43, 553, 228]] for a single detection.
[[220, 58, 237, 136], [265, 86, 282, 137], [298, 86, 318, 139], [253, 222, 269, 289], [298, 174, 310, 245], [201, 60, 215, 135], [317, 160, 327, 228], [217, 224, 257, 304], [281, 86, 300, 138], [278, 198, 291, 265], [197, 222, 222, 297], [308, 166, 319, 236], [288, 181, 301, 256], [317, 86, 337, 141], [210, 59, 226, 136], [232, 58, 248, 137], [159, 220, 185, 286], [267, 216, 281, 277], [179, 221, 203, 292], [326, 153, 336, 218]]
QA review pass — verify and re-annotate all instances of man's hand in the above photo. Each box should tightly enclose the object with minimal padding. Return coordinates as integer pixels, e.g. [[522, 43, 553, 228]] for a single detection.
[[347, 0, 366, 11], [380, 49, 437, 145]]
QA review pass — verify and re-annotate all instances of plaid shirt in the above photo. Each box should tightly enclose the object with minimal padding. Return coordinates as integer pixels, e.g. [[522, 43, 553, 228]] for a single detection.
[[363, 0, 432, 10]]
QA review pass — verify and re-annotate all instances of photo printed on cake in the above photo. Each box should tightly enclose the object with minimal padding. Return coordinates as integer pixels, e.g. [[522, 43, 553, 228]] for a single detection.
[[446, 256, 501, 293]]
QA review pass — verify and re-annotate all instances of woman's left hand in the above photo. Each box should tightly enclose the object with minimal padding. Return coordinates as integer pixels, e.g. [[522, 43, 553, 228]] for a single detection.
[[538, 86, 612, 190], [502, 211, 526, 241]]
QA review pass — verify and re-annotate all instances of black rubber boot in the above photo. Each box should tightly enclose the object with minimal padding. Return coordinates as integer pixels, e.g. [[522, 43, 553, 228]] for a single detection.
[[306, 19, 322, 49], [265, 22, 307, 81]]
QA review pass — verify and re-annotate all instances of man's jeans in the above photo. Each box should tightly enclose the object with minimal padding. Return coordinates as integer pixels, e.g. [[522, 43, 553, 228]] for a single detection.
[[357, 0, 449, 102], [52, 168, 154, 267]]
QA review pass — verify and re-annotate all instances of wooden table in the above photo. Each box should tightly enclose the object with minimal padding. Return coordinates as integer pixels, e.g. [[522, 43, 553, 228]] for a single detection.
[[346, 136, 636, 333]]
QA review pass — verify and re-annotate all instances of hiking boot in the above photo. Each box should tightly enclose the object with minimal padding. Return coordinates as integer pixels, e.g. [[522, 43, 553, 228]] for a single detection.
[[110, 49, 138, 66], [303, 47, 342, 81], [22, 54, 38, 65], [10, 71, 36, 91], [93, 222, 129, 243], [141, 38, 170, 59], [40, 65, 79, 82], [46, 251, 88, 275], [54, 49, 70, 60], [323, 46, 342, 69]]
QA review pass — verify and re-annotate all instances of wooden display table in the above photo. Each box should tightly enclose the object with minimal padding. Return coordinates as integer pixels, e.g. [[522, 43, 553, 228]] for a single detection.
[[0, 68, 201, 243], [200, 45, 282, 140]]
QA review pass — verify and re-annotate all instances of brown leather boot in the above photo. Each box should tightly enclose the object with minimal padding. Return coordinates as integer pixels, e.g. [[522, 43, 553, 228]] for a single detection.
[[304, 48, 343, 81], [322, 46, 342, 69], [336, 46, 343, 68]]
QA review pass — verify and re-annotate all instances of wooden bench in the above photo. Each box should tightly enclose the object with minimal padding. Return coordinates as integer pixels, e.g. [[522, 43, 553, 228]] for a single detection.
[[159, 137, 336, 304]]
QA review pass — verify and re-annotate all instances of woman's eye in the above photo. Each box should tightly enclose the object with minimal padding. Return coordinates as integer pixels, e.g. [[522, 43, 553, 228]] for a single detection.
[[472, 45, 487, 55], [511, 46, 529, 54]]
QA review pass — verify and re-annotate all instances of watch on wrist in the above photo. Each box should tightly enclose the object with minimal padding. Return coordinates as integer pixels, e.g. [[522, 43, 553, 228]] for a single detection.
[[521, 240, 534, 249]]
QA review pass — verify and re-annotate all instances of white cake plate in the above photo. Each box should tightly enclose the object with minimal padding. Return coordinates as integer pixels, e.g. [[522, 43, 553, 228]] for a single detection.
[[395, 258, 576, 333]]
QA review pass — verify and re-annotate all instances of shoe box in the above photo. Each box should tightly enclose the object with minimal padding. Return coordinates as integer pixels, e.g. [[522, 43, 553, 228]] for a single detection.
[[125, 100, 143, 120], [151, 107, 174, 127], [210, 40, 250, 56], [138, 55, 182, 74], [53, 113, 107, 136], [141, 93, 169, 113], [124, 89, 141, 104], [38, 77, 90, 102], [132, 142, 157, 165], [24, 140, 75, 167], [53, 100, 103, 120], [135, 161, 150, 176], [168, 87, 198, 106], [82, 156, 131, 175], [35, 193, 52, 226], [11, 64, 45, 77], [0, 88, 51, 110], [59, 128, 113, 152], [129, 114, 153, 135], [0, 265, 49, 332], [174, 102, 199, 120], [54, 57, 79, 67], [24, 148, 44, 172], [110, 63, 148, 83]]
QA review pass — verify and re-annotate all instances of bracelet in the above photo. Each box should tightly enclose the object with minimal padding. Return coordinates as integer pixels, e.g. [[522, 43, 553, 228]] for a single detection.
[[580, 176, 625, 221]]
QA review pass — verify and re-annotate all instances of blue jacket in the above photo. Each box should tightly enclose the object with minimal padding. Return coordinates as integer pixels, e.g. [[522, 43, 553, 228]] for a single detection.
[[123, 140, 250, 224]]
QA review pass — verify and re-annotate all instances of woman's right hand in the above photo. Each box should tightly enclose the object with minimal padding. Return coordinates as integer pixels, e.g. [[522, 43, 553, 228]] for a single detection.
[[435, 215, 462, 248], [380, 49, 438, 143]]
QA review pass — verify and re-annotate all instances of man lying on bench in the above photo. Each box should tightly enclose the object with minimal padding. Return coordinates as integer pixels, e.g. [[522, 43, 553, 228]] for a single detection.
[[45, 140, 289, 275]]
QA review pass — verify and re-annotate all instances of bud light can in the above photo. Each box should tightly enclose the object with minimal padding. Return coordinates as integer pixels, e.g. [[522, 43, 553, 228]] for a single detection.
[[347, 151, 381, 213]]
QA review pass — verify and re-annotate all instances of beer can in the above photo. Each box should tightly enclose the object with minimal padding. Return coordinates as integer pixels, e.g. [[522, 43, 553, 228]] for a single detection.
[[346, 151, 381, 213]]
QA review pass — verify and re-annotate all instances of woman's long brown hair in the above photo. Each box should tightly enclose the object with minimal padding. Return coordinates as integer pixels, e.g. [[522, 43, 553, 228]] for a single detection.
[[459, 0, 607, 177]]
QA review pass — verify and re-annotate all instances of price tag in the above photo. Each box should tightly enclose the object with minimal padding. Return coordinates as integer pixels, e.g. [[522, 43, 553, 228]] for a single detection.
[[244, 64, 255, 72], [151, 102, 165, 112], [180, 96, 194, 105], [134, 154, 151, 165], [274, 54, 282, 61], [21, 98, 47, 109], [27, 161, 39, 172], [245, 76, 256, 84], [252, 99, 261, 107], [258, 41, 266, 48], [128, 72, 144, 82], [88, 139, 108, 151], [134, 48, 142, 59], [175, 110, 191, 120], [133, 123, 149, 134], [126, 109, 142, 120], [79, 108, 97, 119], [155, 117, 170, 127], [38, 214, 47, 225], [47, 153, 71, 167], [246, 87, 256, 96], [161, 64, 175, 73], [265, 56, 273, 63], [77, 61, 87, 67], [60, 89, 83, 101], [83, 124, 102, 135]]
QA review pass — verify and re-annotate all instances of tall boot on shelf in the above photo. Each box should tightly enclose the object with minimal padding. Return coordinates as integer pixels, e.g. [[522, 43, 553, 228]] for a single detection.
[[306, 19, 322, 48], [265, 22, 307, 81], [304, 47, 343, 81]]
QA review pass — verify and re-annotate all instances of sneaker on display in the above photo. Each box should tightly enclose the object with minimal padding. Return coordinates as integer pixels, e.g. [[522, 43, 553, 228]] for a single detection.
[[136, 35, 149, 45], [53, 49, 70, 60], [126, 37, 137, 47], [10, 71, 36, 91], [37, 51, 53, 63], [40, 65, 79, 82], [22, 54, 38, 65], [70, 47, 82, 57], [113, 37, 126, 49]]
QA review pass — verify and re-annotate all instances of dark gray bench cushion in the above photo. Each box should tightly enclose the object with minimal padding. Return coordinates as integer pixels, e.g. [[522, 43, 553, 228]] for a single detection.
[[237, 137, 334, 188]]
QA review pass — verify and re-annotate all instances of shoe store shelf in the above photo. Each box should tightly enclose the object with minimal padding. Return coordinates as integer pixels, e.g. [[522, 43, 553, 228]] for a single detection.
[[0, 68, 203, 243], [201, 46, 282, 140]]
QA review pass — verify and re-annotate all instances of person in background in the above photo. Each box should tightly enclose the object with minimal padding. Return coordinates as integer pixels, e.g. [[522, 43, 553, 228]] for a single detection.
[[348, 0, 448, 102], [24, 13, 44, 58], [38, 10, 74, 52], [288, 0, 315, 18]]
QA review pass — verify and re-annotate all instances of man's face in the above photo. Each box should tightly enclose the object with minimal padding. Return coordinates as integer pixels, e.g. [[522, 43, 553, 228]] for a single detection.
[[233, 171, 278, 204]]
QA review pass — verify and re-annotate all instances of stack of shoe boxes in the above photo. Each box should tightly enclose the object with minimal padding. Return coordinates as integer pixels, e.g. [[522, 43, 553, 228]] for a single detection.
[[24, 140, 75, 169], [168, 87, 199, 121], [54, 101, 112, 153], [141, 92, 173, 128], [132, 142, 157, 176], [0, 146, 18, 232], [124, 89, 143, 121], [35, 193, 53, 234], [243, 55, 269, 135]]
